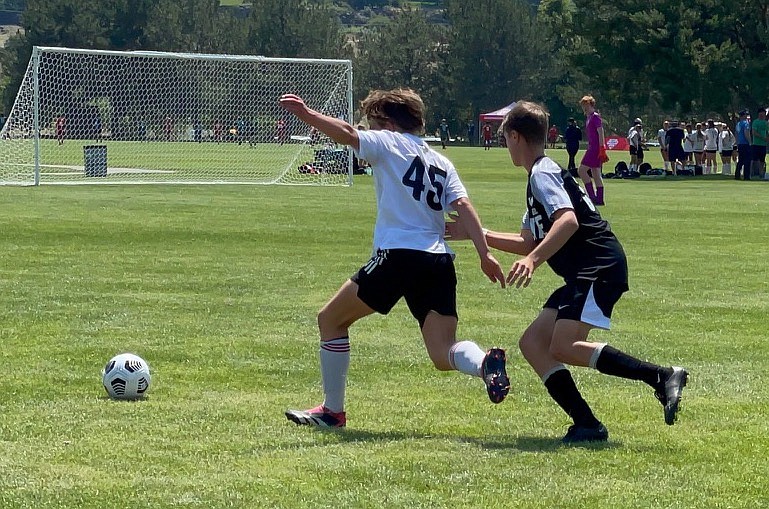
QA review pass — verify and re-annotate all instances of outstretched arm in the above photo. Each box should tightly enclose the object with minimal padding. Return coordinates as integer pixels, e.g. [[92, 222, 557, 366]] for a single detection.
[[279, 94, 359, 151], [507, 208, 577, 287], [446, 216, 536, 257], [449, 197, 506, 288]]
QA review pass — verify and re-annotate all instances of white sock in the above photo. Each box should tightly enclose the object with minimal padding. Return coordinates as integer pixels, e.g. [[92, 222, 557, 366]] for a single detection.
[[320, 337, 350, 412], [723, 163, 731, 175], [449, 340, 485, 377], [664, 161, 670, 170]]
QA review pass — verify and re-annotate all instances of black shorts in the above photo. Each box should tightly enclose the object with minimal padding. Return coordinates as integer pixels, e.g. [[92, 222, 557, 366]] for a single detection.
[[669, 147, 685, 162], [721, 150, 733, 157], [351, 249, 457, 327], [752, 145, 767, 161], [629, 146, 638, 156], [543, 279, 628, 330]]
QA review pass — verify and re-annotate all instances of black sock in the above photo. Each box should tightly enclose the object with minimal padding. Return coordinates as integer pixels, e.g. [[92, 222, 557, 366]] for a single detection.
[[595, 345, 673, 389], [544, 368, 601, 427]]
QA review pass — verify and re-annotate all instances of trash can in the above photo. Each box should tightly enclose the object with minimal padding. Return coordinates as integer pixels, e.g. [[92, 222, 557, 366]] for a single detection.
[[83, 144, 108, 177]]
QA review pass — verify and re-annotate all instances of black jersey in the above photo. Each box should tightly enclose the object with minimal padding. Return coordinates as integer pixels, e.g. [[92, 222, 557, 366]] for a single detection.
[[524, 156, 628, 285]]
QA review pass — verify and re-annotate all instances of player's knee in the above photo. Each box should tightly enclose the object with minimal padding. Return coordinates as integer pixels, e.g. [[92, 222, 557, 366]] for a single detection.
[[317, 308, 344, 337], [548, 341, 575, 364], [518, 331, 538, 356]]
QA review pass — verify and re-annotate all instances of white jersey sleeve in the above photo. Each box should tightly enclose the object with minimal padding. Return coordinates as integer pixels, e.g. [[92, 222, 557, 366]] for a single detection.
[[355, 129, 468, 254]]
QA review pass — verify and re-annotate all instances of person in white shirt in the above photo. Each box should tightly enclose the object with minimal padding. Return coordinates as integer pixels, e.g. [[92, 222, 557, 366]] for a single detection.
[[691, 123, 706, 167], [627, 118, 644, 173], [279, 88, 509, 428], [703, 119, 720, 174], [719, 123, 736, 175], [657, 120, 670, 171], [683, 123, 694, 166]]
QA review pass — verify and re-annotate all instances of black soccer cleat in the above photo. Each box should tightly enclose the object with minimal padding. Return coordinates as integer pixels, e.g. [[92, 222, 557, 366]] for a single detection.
[[562, 422, 609, 444], [481, 348, 510, 404], [655, 366, 688, 425]]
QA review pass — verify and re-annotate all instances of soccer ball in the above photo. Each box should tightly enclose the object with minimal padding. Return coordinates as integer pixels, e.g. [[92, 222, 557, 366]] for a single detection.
[[102, 353, 151, 400]]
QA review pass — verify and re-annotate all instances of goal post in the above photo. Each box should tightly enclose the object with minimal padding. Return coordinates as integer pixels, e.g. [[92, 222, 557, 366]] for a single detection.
[[0, 46, 354, 186]]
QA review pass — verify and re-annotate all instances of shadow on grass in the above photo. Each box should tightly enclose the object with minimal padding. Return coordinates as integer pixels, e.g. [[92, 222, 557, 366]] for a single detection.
[[298, 427, 621, 452], [459, 434, 621, 452]]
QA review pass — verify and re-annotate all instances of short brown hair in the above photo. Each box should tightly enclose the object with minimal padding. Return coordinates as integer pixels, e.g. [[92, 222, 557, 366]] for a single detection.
[[360, 88, 425, 134], [500, 101, 549, 146]]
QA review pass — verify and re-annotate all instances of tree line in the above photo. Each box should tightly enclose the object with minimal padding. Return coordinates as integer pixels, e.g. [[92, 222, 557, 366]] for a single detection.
[[0, 0, 766, 135]]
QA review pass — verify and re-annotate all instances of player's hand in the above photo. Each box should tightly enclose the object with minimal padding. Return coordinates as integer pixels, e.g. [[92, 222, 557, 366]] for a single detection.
[[444, 213, 470, 240], [599, 146, 609, 163], [279, 94, 308, 115], [507, 257, 534, 288], [481, 252, 506, 289]]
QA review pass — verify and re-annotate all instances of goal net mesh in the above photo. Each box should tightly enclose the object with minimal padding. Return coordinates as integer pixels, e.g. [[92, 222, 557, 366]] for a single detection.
[[0, 47, 353, 186]]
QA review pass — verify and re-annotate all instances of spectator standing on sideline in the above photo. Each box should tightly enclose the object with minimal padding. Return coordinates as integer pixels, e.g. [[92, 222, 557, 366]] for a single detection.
[[548, 125, 559, 149], [657, 120, 670, 172], [439, 118, 450, 149], [56, 115, 66, 145], [164, 116, 173, 142], [691, 123, 706, 167], [703, 120, 719, 174], [577, 95, 607, 205], [564, 117, 582, 172], [467, 120, 475, 146], [276, 118, 287, 145], [735, 110, 752, 180], [719, 123, 736, 175], [279, 88, 509, 428], [750, 108, 767, 179], [446, 101, 688, 443], [482, 121, 493, 150], [213, 120, 223, 143], [627, 118, 644, 173], [683, 123, 694, 166], [666, 121, 687, 174]]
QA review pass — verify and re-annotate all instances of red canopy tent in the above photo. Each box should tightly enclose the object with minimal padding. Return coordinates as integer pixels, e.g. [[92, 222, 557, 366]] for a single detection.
[[478, 102, 516, 145], [479, 101, 517, 123]]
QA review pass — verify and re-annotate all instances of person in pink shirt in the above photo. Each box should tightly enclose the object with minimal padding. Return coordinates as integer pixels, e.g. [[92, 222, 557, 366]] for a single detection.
[[577, 95, 607, 205]]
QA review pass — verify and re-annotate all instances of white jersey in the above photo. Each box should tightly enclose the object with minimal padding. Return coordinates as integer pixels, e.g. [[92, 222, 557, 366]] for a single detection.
[[356, 129, 467, 254], [691, 131, 705, 152], [719, 130, 735, 151], [704, 127, 719, 150], [683, 131, 694, 152], [657, 128, 667, 148]]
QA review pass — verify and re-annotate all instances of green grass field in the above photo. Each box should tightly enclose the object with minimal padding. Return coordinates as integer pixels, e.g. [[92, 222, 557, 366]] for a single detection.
[[1, 145, 767, 508]]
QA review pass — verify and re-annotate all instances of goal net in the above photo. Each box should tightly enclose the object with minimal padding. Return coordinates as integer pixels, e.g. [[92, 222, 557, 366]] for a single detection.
[[0, 46, 353, 186]]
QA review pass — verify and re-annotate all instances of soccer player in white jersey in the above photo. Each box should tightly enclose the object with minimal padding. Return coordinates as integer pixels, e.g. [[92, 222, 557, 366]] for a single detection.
[[627, 118, 644, 173], [657, 120, 670, 172], [703, 119, 720, 174], [447, 101, 688, 443], [719, 123, 736, 175], [279, 89, 509, 428]]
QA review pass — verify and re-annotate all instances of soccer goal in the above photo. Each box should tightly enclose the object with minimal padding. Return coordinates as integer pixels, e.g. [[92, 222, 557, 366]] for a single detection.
[[0, 46, 353, 186]]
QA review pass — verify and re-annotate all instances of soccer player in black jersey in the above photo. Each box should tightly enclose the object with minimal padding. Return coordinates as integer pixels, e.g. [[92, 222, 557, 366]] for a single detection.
[[447, 101, 688, 443]]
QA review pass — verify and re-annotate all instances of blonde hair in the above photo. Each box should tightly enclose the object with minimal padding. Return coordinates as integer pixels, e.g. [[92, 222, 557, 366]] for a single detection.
[[360, 88, 425, 134], [580, 95, 596, 107]]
